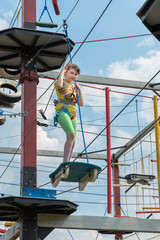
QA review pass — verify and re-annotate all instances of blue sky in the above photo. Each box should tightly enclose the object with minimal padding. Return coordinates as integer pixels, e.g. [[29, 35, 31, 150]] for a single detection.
[[0, 0, 160, 239]]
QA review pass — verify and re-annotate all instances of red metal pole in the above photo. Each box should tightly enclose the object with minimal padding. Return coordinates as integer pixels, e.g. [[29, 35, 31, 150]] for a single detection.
[[21, 0, 38, 190], [105, 87, 112, 213], [22, 0, 36, 28], [20, 1, 38, 239]]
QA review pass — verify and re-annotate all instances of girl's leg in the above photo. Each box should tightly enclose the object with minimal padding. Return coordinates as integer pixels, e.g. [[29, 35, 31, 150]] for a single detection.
[[63, 132, 75, 162], [57, 112, 76, 162], [67, 117, 77, 161]]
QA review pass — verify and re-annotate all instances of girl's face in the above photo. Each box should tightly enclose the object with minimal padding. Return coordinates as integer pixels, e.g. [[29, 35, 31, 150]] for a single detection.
[[65, 68, 78, 83]]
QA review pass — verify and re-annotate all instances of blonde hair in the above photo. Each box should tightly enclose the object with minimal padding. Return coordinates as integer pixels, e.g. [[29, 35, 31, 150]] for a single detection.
[[66, 63, 80, 75]]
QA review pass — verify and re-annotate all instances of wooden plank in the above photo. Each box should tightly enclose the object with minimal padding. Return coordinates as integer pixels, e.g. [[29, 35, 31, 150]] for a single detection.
[[37, 214, 160, 233], [42, 71, 160, 91], [0, 147, 106, 160], [1, 222, 20, 240]]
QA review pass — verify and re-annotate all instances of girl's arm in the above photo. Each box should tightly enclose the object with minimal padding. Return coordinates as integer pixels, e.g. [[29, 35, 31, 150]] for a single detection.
[[75, 82, 84, 106], [56, 66, 66, 89]]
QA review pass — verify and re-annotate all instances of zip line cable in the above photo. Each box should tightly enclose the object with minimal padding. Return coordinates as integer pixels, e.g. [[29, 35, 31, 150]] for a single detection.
[[9, 0, 22, 27], [67, 229, 75, 240], [65, 0, 79, 22], [11, 7, 22, 28], [68, 0, 113, 63], [0, 144, 21, 180], [26, 79, 56, 113], [43, 87, 55, 116]]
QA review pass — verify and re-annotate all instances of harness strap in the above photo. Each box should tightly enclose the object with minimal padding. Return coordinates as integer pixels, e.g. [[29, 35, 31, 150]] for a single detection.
[[54, 82, 77, 126], [71, 112, 76, 120], [54, 99, 76, 106], [54, 104, 76, 126]]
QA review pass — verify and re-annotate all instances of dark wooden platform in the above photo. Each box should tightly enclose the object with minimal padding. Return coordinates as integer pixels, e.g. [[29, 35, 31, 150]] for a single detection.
[[0, 27, 75, 72], [0, 196, 78, 221]]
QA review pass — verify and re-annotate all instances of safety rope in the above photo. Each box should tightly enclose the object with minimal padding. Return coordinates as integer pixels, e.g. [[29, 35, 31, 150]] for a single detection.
[[64, 20, 89, 163], [38, 0, 54, 23], [76, 89, 89, 163], [63, 20, 73, 63]]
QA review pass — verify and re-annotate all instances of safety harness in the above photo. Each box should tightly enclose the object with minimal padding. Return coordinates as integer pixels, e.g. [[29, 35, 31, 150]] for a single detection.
[[54, 83, 77, 126]]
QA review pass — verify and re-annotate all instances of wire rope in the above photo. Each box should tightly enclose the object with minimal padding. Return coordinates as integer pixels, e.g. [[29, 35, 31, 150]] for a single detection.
[[43, 87, 55, 115], [68, 0, 113, 63], [0, 144, 21, 179], [11, 7, 22, 28], [67, 229, 74, 240], [9, 0, 22, 27]]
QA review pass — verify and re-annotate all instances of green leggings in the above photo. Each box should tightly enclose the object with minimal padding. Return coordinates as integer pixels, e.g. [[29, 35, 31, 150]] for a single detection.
[[57, 111, 77, 137]]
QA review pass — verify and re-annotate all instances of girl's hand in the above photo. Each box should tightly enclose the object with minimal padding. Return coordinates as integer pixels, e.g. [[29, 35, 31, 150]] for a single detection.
[[74, 81, 80, 90], [61, 65, 67, 74]]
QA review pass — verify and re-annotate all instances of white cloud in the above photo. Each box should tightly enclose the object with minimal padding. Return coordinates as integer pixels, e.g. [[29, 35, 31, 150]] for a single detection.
[[112, 129, 132, 149], [98, 69, 104, 75], [0, 18, 9, 30], [82, 86, 106, 113], [106, 50, 160, 82], [99, 50, 160, 124], [3, 10, 13, 19], [137, 37, 155, 48], [37, 126, 61, 150], [46, 229, 110, 240]]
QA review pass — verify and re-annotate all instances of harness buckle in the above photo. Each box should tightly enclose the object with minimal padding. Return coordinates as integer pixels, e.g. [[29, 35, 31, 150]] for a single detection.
[[54, 99, 59, 106]]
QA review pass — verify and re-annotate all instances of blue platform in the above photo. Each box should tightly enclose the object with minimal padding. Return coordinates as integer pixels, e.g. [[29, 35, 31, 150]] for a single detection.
[[22, 187, 56, 199]]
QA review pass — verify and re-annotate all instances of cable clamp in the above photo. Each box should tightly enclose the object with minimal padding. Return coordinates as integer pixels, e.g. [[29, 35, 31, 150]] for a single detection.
[[37, 121, 48, 127]]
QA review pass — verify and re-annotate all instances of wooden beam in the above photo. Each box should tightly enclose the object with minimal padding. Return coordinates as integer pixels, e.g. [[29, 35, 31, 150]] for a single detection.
[[1, 222, 20, 240], [0, 147, 106, 160], [42, 71, 160, 91], [37, 214, 160, 233]]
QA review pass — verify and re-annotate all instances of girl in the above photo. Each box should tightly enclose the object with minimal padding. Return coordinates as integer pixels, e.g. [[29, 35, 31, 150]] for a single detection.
[[54, 63, 84, 162]]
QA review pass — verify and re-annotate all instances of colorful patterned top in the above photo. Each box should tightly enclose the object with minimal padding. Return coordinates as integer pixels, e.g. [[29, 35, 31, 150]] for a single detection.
[[54, 80, 77, 115]]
